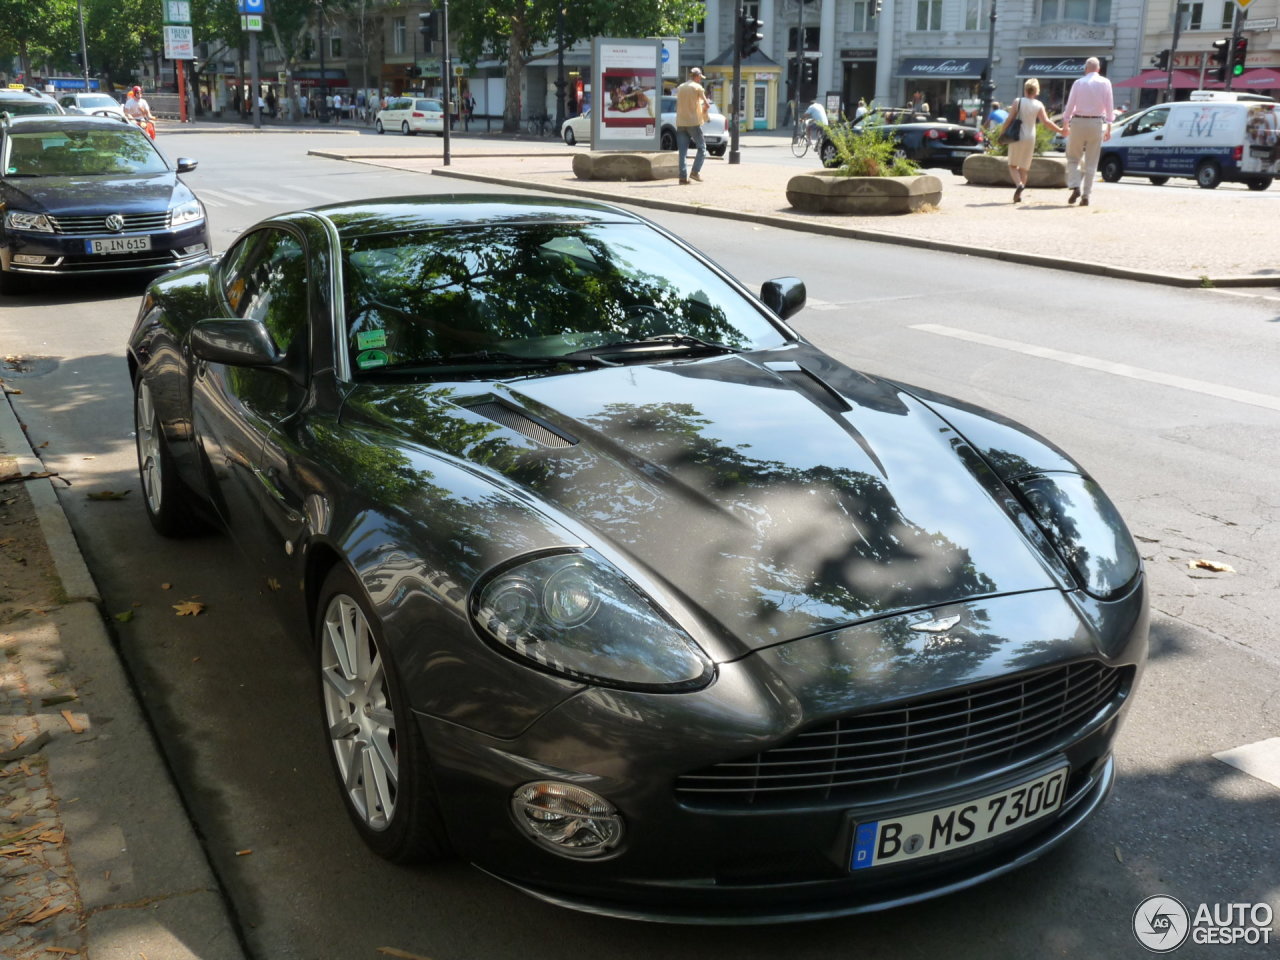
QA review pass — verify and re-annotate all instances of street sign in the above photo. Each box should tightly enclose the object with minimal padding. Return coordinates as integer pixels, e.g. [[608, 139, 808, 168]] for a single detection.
[[237, 0, 265, 12], [1234, 0, 1254, 9], [240, 14, 263, 31], [1244, 17, 1277, 29], [163, 25, 194, 60], [164, 1, 190, 24]]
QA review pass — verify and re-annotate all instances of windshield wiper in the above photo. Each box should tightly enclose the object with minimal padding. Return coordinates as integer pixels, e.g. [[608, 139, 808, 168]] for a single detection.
[[566, 334, 743, 358], [375, 349, 617, 373]]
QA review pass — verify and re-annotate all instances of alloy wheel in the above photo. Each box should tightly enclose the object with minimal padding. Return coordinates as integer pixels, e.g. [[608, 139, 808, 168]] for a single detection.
[[135, 380, 163, 516], [320, 593, 398, 830]]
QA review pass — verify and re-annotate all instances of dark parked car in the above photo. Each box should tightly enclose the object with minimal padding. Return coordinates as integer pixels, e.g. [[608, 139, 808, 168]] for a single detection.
[[127, 195, 1147, 922], [0, 114, 210, 294], [820, 109, 986, 172]]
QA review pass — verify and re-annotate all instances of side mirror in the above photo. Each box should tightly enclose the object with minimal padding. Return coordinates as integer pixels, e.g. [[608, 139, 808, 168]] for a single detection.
[[760, 277, 806, 320], [190, 319, 282, 368], [176, 157, 198, 173]]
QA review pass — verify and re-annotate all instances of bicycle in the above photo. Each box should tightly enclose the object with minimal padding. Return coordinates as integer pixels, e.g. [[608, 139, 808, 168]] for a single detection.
[[526, 113, 552, 136], [790, 120, 815, 158]]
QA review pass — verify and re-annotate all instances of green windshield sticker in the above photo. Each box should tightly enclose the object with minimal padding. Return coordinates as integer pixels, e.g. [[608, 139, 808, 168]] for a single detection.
[[356, 349, 389, 370], [356, 329, 388, 350]]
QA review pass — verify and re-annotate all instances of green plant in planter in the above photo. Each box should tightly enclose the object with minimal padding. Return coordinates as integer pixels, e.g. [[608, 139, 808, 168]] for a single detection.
[[824, 114, 920, 177], [984, 115, 1055, 157]]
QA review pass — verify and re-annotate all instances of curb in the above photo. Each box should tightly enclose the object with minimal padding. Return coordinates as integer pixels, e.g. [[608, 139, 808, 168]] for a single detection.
[[427, 167, 1276, 290], [0, 395, 248, 960]]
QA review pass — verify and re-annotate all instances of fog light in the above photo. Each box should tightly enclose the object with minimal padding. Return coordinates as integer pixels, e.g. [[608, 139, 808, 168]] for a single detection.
[[12, 255, 48, 265], [511, 781, 622, 859], [181, 243, 208, 255]]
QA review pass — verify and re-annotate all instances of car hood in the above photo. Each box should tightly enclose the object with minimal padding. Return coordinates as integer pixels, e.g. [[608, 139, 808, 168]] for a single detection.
[[354, 347, 1060, 651], [3, 172, 187, 216]]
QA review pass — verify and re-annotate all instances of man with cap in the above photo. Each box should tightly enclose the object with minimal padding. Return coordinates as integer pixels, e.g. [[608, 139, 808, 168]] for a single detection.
[[675, 67, 712, 185]]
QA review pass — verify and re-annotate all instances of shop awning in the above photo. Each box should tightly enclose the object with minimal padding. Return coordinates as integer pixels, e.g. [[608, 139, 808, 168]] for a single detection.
[[896, 57, 988, 79], [291, 69, 347, 87], [1114, 69, 1203, 89], [1017, 57, 1093, 79], [1232, 68, 1280, 90]]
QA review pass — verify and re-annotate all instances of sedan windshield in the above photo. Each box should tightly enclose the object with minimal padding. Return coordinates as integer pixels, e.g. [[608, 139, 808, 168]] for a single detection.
[[341, 221, 789, 375], [4, 128, 167, 177]]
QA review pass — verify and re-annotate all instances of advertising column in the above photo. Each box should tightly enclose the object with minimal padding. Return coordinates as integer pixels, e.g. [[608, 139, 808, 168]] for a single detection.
[[591, 37, 662, 152]]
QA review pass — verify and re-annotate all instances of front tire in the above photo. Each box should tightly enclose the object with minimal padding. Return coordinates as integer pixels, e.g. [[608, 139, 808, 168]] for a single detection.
[[375, 119, 384, 134], [134, 378, 208, 537], [660, 128, 676, 151], [563, 127, 576, 146], [1148, 176, 1169, 185], [820, 140, 840, 168], [1196, 160, 1221, 189], [709, 145, 726, 157], [317, 565, 451, 864], [1246, 177, 1272, 191], [1099, 155, 1123, 183]]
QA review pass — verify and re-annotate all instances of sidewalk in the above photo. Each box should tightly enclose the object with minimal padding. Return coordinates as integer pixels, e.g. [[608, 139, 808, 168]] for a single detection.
[[308, 137, 1280, 288], [0, 395, 246, 960]]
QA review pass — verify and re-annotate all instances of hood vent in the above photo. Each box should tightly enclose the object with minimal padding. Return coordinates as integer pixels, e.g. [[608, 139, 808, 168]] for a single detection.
[[463, 399, 577, 448]]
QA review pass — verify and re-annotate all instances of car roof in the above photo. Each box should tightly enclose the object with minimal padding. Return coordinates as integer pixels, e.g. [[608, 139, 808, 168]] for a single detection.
[[307, 194, 648, 236], [1, 114, 134, 133]]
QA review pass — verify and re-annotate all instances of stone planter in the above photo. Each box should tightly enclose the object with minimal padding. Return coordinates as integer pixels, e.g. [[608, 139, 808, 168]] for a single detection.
[[785, 172, 943, 215], [962, 153, 1067, 188], [572, 151, 678, 182]]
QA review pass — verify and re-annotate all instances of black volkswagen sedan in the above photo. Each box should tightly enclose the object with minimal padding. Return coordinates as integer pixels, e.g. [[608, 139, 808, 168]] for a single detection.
[[0, 114, 210, 294], [127, 196, 1147, 922], [821, 110, 986, 172]]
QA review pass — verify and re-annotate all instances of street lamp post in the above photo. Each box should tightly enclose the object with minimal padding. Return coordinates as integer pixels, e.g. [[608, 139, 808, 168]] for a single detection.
[[553, 6, 567, 129], [317, 0, 330, 122], [75, 0, 90, 91], [980, 0, 997, 125]]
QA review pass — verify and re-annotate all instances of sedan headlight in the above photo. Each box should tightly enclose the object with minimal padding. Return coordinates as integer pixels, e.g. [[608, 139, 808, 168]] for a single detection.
[[472, 550, 713, 691], [4, 210, 54, 233], [1013, 474, 1141, 601], [169, 199, 204, 226]]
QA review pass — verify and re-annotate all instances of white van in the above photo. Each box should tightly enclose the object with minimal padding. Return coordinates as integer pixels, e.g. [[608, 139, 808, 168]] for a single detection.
[[1096, 98, 1279, 190]]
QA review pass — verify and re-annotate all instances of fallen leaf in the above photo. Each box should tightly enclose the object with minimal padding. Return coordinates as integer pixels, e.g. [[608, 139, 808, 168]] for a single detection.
[[160, 583, 172, 590], [0, 471, 60, 484], [86, 490, 130, 501], [114, 611, 135, 624], [44, 947, 79, 955], [0, 537, 14, 546], [266, 578, 281, 591], [60, 710, 86, 735], [234, 848, 252, 856], [37, 441, 48, 448], [39, 695, 76, 707], [173, 600, 205, 616], [20, 903, 67, 924], [1114, 846, 1123, 863], [81, 456, 95, 461], [1188, 559, 1235, 574]]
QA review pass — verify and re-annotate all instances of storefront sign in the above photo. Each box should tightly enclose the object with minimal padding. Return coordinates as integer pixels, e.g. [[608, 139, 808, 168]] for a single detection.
[[1017, 57, 1093, 77], [840, 49, 877, 59], [163, 25, 195, 60], [897, 58, 988, 78]]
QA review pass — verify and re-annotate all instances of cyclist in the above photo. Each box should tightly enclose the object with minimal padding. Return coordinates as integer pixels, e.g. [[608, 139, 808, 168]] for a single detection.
[[123, 85, 157, 138], [802, 98, 828, 146]]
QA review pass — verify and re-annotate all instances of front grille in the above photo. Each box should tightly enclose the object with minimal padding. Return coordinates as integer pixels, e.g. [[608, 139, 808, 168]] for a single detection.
[[676, 661, 1132, 808], [48, 211, 171, 235]]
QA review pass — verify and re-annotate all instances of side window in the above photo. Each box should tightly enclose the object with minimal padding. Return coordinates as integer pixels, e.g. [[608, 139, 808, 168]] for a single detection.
[[220, 228, 308, 355], [1137, 109, 1168, 135]]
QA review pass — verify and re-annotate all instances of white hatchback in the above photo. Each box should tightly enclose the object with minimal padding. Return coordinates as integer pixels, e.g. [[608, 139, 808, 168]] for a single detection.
[[375, 97, 444, 136], [57, 92, 126, 121]]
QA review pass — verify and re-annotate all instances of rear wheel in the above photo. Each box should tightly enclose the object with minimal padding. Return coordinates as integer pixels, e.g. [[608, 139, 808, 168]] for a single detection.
[[316, 565, 451, 864], [660, 128, 677, 151], [1099, 155, 1123, 183], [402, 120, 416, 137], [563, 126, 576, 146], [375, 119, 384, 134], [1246, 177, 1272, 191], [1148, 176, 1169, 185], [1195, 160, 1221, 189], [709, 146, 726, 157], [134, 378, 208, 537], [820, 139, 840, 168]]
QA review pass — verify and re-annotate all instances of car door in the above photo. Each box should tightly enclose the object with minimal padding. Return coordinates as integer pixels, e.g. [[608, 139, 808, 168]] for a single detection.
[[191, 226, 310, 558], [1118, 107, 1168, 174]]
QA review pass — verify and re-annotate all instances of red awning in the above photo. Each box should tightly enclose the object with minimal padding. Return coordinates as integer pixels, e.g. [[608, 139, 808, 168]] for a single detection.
[[1114, 69, 1203, 89], [1233, 68, 1280, 90]]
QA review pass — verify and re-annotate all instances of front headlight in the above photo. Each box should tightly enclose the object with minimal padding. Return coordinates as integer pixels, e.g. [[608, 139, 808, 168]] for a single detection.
[[472, 549, 713, 691], [169, 199, 204, 226], [5, 210, 54, 233], [1013, 474, 1141, 601]]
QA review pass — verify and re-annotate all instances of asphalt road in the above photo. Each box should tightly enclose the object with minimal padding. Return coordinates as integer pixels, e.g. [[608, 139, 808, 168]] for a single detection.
[[1, 131, 1277, 960]]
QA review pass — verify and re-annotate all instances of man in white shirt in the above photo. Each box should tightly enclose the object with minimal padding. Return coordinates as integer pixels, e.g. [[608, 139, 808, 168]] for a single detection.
[[1061, 57, 1114, 207], [802, 99, 828, 145]]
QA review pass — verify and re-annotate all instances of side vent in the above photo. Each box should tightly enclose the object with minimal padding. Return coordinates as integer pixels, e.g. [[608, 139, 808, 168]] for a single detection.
[[463, 400, 577, 448]]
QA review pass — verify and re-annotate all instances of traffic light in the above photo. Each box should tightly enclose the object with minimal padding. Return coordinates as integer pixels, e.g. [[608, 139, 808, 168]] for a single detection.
[[1211, 38, 1229, 83], [738, 11, 763, 58], [419, 10, 437, 43], [1151, 49, 1169, 71], [1232, 37, 1248, 77], [801, 59, 817, 84]]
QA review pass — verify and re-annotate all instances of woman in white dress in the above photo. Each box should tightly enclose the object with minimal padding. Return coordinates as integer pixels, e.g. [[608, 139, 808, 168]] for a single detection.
[[1005, 78, 1064, 203]]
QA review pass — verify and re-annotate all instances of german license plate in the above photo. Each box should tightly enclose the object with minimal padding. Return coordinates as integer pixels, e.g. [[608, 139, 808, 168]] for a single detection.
[[851, 766, 1069, 870], [87, 236, 151, 255]]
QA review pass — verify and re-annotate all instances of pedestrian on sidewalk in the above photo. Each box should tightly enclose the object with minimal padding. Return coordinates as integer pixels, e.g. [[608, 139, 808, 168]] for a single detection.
[[1002, 79, 1063, 203], [1061, 56, 1114, 207], [675, 67, 711, 185]]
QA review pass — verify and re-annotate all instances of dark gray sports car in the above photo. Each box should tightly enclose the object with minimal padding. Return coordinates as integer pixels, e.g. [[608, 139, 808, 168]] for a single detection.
[[126, 195, 1147, 923]]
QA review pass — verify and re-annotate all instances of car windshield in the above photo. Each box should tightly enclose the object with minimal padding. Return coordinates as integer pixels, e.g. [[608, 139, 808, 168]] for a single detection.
[[341, 221, 788, 375], [77, 95, 119, 110], [3, 127, 167, 176], [0, 99, 60, 117]]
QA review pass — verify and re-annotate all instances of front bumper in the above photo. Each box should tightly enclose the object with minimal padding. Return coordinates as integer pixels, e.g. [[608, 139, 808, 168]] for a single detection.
[[2, 219, 212, 276], [416, 584, 1148, 922]]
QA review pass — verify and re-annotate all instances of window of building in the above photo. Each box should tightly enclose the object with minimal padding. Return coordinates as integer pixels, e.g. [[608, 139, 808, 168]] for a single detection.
[[1219, 2, 1234, 28], [329, 28, 342, 59], [963, 0, 986, 30], [1037, 0, 1110, 24], [684, 17, 705, 33], [393, 17, 406, 55], [1176, 2, 1203, 29], [788, 26, 820, 51], [851, 0, 878, 32], [916, 0, 942, 30]]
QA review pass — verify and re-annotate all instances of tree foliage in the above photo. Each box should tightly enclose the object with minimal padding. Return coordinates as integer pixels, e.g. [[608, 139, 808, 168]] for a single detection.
[[448, 0, 705, 132]]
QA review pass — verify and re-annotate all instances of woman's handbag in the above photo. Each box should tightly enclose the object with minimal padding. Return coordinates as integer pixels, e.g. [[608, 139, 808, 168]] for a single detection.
[[999, 98, 1023, 145]]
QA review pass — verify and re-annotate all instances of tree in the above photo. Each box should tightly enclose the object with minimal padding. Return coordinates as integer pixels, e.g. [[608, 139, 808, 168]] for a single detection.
[[0, 0, 74, 81], [448, 0, 704, 133]]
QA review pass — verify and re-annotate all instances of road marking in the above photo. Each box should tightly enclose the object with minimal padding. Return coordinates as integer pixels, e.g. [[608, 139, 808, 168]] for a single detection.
[[1214, 738, 1280, 791], [911, 323, 1280, 413], [279, 182, 340, 200], [195, 188, 256, 207]]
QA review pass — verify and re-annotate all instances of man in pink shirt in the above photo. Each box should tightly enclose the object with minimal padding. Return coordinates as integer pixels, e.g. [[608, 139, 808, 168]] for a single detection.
[[1061, 57, 1114, 207]]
